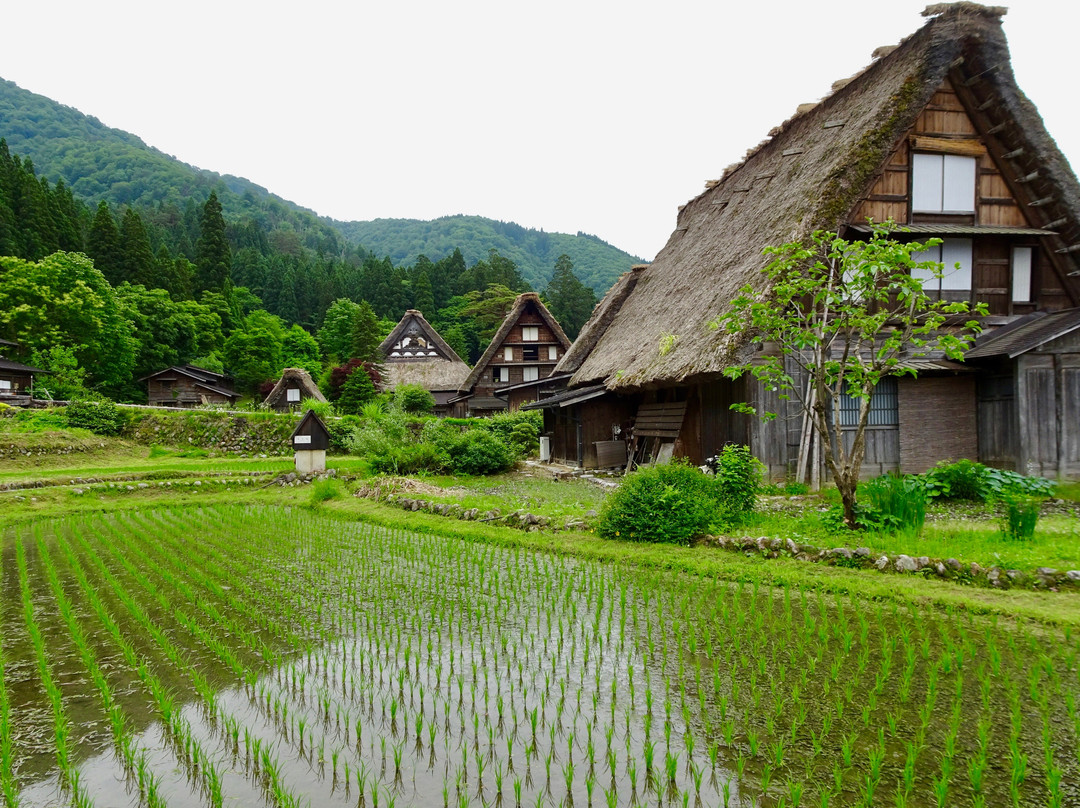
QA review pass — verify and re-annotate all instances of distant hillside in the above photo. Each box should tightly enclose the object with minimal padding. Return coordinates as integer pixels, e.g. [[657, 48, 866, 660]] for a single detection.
[[333, 216, 642, 294], [0, 77, 641, 293]]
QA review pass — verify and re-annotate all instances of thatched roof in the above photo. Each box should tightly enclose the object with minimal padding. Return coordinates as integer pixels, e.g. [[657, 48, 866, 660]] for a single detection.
[[564, 3, 1080, 392], [379, 310, 471, 393], [459, 292, 572, 393], [263, 368, 326, 407]]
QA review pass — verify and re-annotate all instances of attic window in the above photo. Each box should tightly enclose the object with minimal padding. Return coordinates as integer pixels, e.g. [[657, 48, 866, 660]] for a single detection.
[[548, 346, 559, 361], [911, 238, 973, 292], [287, 388, 300, 403], [1012, 247, 1033, 302], [523, 345, 539, 361], [504, 347, 514, 361], [522, 326, 539, 342], [912, 154, 976, 213], [493, 367, 508, 383]]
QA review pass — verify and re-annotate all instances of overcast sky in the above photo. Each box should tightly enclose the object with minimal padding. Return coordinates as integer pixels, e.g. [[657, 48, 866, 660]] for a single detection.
[[3, 1, 1076, 261]]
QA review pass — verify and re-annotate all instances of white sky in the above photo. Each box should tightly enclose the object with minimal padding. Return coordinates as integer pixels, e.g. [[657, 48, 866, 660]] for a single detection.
[[3, 1, 1076, 262]]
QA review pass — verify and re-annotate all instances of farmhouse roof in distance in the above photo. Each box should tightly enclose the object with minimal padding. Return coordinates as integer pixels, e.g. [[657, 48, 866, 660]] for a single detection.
[[558, 2, 1080, 393], [379, 309, 471, 393]]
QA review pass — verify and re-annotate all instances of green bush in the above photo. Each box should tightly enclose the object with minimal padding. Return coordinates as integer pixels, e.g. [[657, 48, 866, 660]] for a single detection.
[[394, 384, 436, 414], [447, 430, 516, 475], [325, 414, 360, 454], [923, 459, 1055, 502], [481, 410, 542, 457], [301, 398, 335, 419], [310, 477, 344, 503], [597, 461, 722, 545], [864, 473, 927, 536], [64, 399, 127, 436], [714, 444, 761, 526], [369, 443, 450, 475], [1000, 490, 1040, 540]]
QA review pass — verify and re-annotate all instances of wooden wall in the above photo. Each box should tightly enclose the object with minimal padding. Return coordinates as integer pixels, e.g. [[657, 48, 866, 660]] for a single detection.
[[1016, 331, 1080, 479], [546, 395, 635, 469], [976, 368, 1018, 470]]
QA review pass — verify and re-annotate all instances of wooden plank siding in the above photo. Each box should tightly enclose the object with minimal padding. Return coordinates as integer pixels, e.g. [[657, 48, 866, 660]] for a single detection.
[[976, 368, 1018, 470]]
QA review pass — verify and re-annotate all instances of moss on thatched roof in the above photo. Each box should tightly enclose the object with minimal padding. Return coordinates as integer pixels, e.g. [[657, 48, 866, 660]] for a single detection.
[[567, 3, 1080, 392]]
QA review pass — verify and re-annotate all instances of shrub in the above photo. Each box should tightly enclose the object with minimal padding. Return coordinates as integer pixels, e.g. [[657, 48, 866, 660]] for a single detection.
[[864, 473, 927, 536], [369, 443, 450, 475], [325, 414, 360, 453], [923, 459, 1055, 502], [337, 367, 377, 414], [447, 430, 516, 475], [64, 399, 127, 436], [1000, 490, 1040, 540], [301, 397, 335, 419], [481, 411, 543, 457], [714, 444, 762, 526], [597, 461, 721, 544], [394, 384, 436, 414]]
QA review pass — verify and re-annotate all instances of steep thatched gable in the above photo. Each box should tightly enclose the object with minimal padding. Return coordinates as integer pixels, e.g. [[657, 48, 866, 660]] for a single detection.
[[379, 310, 471, 393], [263, 368, 326, 410], [565, 3, 1080, 392], [458, 292, 572, 394]]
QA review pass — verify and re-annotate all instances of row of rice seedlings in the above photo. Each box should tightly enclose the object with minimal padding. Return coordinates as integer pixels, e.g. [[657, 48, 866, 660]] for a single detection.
[[0, 614, 17, 808], [63, 520, 232, 808], [13, 530, 92, 808], [32, 527, 168, 808]]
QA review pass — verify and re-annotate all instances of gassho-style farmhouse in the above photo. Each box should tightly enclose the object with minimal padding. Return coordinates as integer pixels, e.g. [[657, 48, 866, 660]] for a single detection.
[[528, 3, 1080, 481]]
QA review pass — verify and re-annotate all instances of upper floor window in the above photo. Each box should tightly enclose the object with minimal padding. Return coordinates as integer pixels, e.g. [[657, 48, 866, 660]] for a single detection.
[[911, 238, 972, 292], [522, 326, 539, 341], [548, 346, 559, 361], [523, 345, 539, 361], [492, 367, 508, 383], [1012, 246, 1033, 303], [503, 346, 514, 361], [286, 388, 300, 402], [912, 153, 976, 213], [523, 366, 539, 382]]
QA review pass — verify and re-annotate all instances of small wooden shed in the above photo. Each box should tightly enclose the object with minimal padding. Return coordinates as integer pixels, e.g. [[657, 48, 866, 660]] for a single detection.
[[264, 368, 326, 412], [291, 409, 330, 474]]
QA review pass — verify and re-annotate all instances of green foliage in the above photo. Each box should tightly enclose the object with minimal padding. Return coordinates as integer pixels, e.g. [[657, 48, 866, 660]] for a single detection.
[[64, 399, 127, 436], [28, 346, 89, 400], [300, 398, 334, 420], [281, 325, 321, 378], [714, 445, 762, 527], [922, 459, 1055, 502], [999, 491, 1040, 541], [368, 443, 450, 475], [446, 430, 516, 476], [350, 300, 382, 362], [223, 313, 284, 394], [863, 473, 927, 536], [0, 251, 137, 398], [196, 192, 231, 294], [713, 226, 987, 529], [393, 384, 436, 414], [543, 254, 597, 340], [324, 414, 359, 453], [479, 410, 542, 458], [598, 461, 722, 545], [336, 366, 377, 415]]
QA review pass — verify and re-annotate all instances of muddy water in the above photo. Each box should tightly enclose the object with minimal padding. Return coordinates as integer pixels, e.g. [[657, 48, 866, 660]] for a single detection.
[[4, 507, 1078, 807]]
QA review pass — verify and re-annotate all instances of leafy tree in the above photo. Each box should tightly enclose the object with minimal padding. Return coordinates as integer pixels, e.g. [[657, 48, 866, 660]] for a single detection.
[[116, 283, 201, 388], [0, 251, 136, 398], [223, 323, 282, 394], [281, 324, 322, 377], [317, 298, 362, 360], [713, 227, 986, 528], [195, 191, 231, 294], [28, 345, 89, 400], [544, 254, 596, 339]]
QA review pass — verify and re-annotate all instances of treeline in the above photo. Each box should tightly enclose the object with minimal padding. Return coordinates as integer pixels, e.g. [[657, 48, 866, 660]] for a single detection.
[[0, 141, 597, 404]]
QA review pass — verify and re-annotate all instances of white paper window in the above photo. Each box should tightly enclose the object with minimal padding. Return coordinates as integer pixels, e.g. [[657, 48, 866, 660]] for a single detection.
[[910, 238, 972, 292], [522, 326, 538, 341], [504, 347, 514, 361], [912, 153, 976, 213], [286, 388, 300, 402], [548, 346, 558, 360], [1012, 247, 1033, 303], [493, 367, 507, 383], [523, 366, 539, 382], [0, 380, 10, 391]]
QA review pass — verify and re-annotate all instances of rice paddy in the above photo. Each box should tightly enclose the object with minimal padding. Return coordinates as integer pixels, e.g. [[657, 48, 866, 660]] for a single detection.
[[2, 504, 1078, 807]]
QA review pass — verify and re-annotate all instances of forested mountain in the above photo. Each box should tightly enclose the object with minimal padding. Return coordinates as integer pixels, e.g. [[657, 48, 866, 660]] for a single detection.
[[0, 78, 642, 292], [334, 216, 641, 294]]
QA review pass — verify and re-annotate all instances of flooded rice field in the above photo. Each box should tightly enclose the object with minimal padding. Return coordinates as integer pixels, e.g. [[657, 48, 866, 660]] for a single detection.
[[1, 505, 1077, 807]]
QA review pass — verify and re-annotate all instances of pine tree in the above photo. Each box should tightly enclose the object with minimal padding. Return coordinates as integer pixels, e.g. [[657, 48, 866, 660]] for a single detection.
[[412, 271, 435, 316], [351, 300, 381, 362], [87, 201, 124, 285], [195, 191, 231, 294], [120, 208, 156, 287], [544, 254, 597, 339]]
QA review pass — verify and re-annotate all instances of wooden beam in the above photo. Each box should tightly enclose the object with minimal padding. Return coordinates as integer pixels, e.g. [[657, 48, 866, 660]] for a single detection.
[[1002, 147, 1025, 159], [1028, 197, 1055, 207], [1015, 171, 1039, 183], [911, 136, 986, 156]]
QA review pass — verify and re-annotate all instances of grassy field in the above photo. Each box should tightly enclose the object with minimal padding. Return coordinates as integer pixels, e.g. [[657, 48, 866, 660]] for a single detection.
[[1, 448, 1078, 808]]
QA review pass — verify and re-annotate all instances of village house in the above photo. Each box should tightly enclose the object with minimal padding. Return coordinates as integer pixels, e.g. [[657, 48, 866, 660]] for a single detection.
[[379, 310, 472, 416], [0, 339, 49, 405], [451, 292, 571, 417], [536, 3, 1080, 479], [142, 365, 240, 408], [263, 367, 327, 412]]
